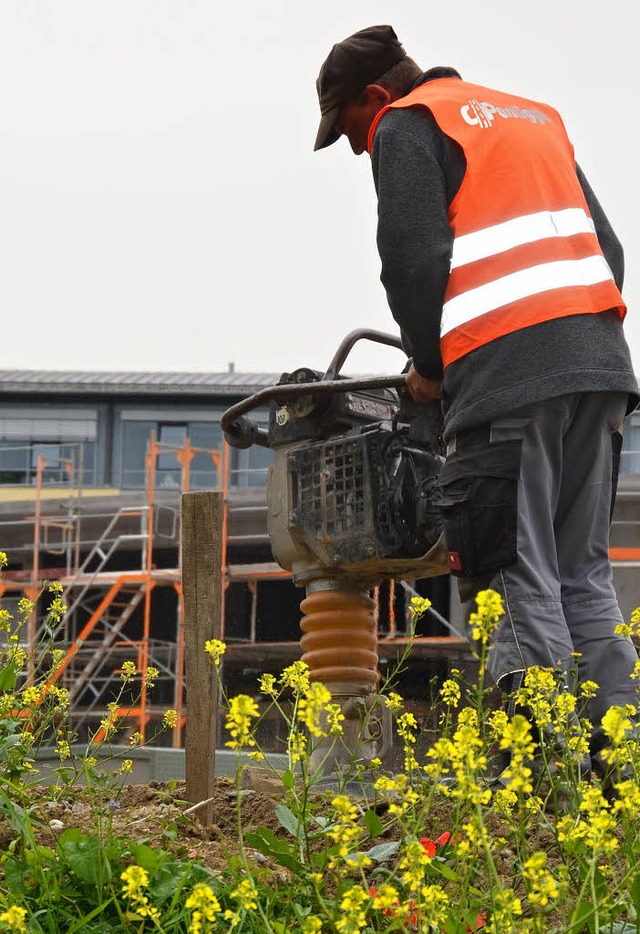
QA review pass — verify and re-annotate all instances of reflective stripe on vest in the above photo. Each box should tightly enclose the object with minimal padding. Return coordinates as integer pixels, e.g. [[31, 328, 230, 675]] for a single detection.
[[368, 79, 625, 368]]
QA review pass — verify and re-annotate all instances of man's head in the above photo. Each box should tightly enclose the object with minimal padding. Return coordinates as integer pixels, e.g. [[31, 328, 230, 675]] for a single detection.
[[314, 25, 421, 155]]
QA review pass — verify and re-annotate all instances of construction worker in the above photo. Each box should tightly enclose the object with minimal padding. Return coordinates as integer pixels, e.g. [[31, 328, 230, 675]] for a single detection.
[[314, 25, 639, 778]]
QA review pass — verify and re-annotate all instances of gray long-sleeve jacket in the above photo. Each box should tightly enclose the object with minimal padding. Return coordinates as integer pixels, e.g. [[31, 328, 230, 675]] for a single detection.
[[370, 68, 638, 440]]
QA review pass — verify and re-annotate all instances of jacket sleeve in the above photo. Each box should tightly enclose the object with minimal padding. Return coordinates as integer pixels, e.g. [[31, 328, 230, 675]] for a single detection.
[[371, 108, 454, 381], [576, 162, 625, 292]]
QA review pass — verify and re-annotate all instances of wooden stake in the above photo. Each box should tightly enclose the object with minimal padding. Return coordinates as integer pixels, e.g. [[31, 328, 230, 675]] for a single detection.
[[182, 490, 222, 824]]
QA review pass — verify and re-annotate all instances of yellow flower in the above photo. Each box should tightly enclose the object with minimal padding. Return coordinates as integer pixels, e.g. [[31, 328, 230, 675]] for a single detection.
[[523, 851, 559, 908], [0, 906, 27, 932], [440, 679, 461, 707], [297, 682, 333, 737], [231, 878, 258, 911], [384, 691, 404, 714], [163, 708, 178, 729], [488, 709, 509, 739], [204, 639, 226, 666], [6, 646, 26, 669], [49, 685, 70, 709], [301, 917, 323, 933], [223, 908, 241, 928], [335, 885, 369, 934], [144, 666, 159, 688], [280, 660, 310, 693], [612, 779, 640, 814], [579, 680, 599, 699], [288, 729, 307, 763], [48, 580, 64, 593], [396, 711, 417, 744], [119, 759, 133, 774], [120, 865, 160, 921], [484, 888, 522, 933], [326, 702, 345, 734], [371, 883, 400, 910], [258, 672, 277, 695], [400, 838, 432, 890], [185, 882, 221, 934], [121, 865, 149, 898], [129, 732, 143, 747], [458, 706, 478, 728], [224, 694, 260, 749], [469, 589, 504, 644], [409, 595, 432, 620], [327, 795, 362, 863], [0, 551, 7, 568], [121, 660, 137, 683], [615, 623, 633, 638], [494, 787, 517, 816], [21, 686, 41, 707], [417, 884, 449, 930], [47, 597, 67, 622], [601, 704, 636, 746]]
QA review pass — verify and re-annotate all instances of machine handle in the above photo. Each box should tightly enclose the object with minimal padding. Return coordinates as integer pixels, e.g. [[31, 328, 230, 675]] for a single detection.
[[221, 328, 409, 450], [221, 374, 408, 448], [323, 328, 405, 380]]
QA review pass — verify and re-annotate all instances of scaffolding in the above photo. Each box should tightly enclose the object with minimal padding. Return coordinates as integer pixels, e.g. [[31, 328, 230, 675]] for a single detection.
[[4, 434, 636, 751], [0, 435, 219, 747]]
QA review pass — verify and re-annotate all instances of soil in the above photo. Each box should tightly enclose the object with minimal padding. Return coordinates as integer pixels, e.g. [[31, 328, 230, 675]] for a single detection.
[[0, 773, 285, 875], [0, 767, 560, 882]]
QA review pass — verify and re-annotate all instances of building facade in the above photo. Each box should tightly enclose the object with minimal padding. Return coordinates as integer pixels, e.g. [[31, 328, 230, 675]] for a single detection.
[[0, 369, 638, 749]]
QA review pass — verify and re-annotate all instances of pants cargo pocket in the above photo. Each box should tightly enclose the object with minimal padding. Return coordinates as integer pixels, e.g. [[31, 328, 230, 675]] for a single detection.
[[438, 439, 522, 578], [610, 429, 623, 524]]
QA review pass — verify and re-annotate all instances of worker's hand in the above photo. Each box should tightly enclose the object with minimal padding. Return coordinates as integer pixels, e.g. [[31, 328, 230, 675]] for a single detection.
[[405, 364, 442, 402]]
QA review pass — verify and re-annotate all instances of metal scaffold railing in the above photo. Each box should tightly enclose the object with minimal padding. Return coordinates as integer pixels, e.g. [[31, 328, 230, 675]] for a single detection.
[[0, 435, 225, 748], [3, 435, 639, 751]]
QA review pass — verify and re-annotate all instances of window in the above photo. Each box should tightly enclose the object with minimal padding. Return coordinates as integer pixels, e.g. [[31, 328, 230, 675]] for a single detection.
[[190, 423, 223, 489], [621, 416, 640, 475], [0, 407, 98, 486], [0, 441, 96, 486], [156, 424, 187, 489], [119, 418, 224, 490]]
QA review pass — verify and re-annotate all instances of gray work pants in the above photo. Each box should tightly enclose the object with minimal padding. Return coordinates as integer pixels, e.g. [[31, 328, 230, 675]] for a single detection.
[[446, 392, 638, 727]]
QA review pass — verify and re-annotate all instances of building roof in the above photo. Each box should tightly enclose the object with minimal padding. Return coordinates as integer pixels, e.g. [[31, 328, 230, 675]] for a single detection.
[[0, 370, 282, 397]]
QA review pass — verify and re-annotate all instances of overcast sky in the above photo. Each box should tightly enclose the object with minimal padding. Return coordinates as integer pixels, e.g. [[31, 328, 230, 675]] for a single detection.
[[1, 0, 638, 379]]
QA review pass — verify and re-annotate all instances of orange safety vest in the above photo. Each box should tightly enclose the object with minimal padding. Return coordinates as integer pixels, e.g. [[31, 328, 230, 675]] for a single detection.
[[368, 78, 626, 369]]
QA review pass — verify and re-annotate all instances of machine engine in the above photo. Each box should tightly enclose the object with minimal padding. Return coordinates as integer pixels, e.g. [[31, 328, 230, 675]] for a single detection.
[[222, 330, 449, 586]]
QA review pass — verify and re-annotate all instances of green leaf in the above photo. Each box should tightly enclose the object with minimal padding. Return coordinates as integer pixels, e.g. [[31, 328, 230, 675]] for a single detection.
[[569, 896, 596, 934], [57, 829, 109, 886], [282, 769, 295, 790], [363, 809, 383, 835], [426, 859, 459, 882], [128, 842, 162, 873], [4, 858, 28, 896], [0, 663, 17, 691], [245, 828, 306, 874], [631, 875, 640, 924], [364, 841, 400, 862], [152, 861, 190, 902], [275, 804, 300, 838]]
